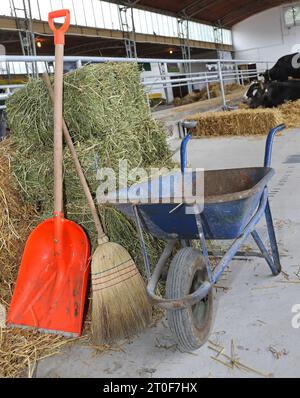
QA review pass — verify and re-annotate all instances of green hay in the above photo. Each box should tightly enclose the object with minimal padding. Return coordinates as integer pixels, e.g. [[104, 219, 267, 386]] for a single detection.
[[6, 63, 173, 275]]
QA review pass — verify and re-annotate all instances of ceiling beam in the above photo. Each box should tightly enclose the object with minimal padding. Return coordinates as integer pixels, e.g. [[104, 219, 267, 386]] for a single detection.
[[104, 0, 220, 27], [220, 0, 290, 26], [178, 0, 209, 18], [103, 0, 294, 28], [180, 0, 224, 20]]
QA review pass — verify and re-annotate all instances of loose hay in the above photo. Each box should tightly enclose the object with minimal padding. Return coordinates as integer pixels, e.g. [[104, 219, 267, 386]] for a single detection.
[[2, 63, 172, 377], [188, 108, 284, 137], [6, 63, 173, 272], [0, 139, 71, 378], [173, 83, 243, 106], [0, 140, 34, 308]]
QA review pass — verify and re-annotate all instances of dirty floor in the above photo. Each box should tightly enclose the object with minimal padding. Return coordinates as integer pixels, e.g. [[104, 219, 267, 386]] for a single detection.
[[36, 129, 300, 378]]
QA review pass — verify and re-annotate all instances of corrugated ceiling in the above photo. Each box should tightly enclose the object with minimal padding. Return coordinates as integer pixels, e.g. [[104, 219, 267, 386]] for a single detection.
[[116, 0, 292, 27]]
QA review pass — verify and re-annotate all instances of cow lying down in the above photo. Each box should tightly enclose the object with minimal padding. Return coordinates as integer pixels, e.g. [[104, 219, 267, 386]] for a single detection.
[[243, 80, 300, 108]]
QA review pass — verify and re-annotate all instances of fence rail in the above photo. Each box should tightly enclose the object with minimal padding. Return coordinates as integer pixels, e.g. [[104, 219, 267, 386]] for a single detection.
[[0, 55, 273, 109]]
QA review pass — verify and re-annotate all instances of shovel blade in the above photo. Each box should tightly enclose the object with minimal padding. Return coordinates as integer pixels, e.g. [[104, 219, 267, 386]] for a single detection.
[[7, 217, 90, 336]]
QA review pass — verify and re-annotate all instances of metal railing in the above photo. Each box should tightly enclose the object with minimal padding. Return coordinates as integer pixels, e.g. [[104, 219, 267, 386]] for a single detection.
[[0, 55, 273, 109]]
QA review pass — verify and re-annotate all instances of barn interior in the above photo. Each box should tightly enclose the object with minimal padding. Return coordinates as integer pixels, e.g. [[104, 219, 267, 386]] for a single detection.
[[0, 0, 300, 380]]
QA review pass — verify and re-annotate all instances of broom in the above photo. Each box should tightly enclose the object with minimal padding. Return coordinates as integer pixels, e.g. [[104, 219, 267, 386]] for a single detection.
[[42, 73, 152, 344]]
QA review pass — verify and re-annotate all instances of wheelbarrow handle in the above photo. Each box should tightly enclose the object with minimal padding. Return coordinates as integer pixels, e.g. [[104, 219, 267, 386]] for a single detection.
[[180, 133, 192, 173], [181, 123, 286, 172], [264, 124, 286, 167]]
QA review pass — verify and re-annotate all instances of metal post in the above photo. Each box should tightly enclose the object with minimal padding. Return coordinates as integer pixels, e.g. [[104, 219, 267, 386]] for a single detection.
[[240, 68, 245, 86], [217, 60, 226, 107], [235, 64, 240, 84], [205, 72, 211, 99], [10, 0, 37, 77], [118, 5, 137, 59], [158, 62, 170, 104], [178, 18, 192, 94]]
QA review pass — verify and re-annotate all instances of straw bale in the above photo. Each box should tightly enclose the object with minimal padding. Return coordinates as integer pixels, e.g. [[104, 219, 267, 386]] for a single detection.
[[188, 108, 284, 137]]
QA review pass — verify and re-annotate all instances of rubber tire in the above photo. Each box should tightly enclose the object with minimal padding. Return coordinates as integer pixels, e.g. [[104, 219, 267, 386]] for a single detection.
[[166, 248, 214, 352]]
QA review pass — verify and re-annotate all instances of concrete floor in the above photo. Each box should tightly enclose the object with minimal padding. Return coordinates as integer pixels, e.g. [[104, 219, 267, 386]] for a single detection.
[[37, 129, 300, 378]]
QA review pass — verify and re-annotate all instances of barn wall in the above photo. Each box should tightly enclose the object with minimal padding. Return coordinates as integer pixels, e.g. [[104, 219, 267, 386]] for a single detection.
[[232, 4, 300, 67]]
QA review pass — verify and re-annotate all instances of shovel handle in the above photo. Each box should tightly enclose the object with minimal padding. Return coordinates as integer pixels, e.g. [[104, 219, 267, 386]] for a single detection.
[[48, 9, 70, 45], [42, 72, 108, 244]]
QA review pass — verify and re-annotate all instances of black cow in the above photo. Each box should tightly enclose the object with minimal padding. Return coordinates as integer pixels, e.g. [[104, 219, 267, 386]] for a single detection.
[[244, 80, 300, 108], [261, 53, 300, 82], [243, 81, 269, 107], [243, 81, 263, 102]]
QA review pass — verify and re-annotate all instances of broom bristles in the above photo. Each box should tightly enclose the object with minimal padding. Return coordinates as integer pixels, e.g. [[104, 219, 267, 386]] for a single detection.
[[91, 242, 152, 344]]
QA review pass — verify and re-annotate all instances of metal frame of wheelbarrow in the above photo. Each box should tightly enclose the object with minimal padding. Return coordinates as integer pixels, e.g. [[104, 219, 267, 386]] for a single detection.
[[133, 124, 286, 311]]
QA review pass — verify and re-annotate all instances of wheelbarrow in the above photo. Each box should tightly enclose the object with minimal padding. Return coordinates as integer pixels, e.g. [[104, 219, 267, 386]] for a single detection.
[[100, 123, 286, 352]]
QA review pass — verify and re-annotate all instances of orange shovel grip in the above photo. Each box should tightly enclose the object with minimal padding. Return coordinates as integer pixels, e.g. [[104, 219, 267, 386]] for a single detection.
[[48, 9, 70, 45]]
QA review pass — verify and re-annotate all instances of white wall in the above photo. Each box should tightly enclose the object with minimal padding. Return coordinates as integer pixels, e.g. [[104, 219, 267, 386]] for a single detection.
[[233, 4, 300, 68]]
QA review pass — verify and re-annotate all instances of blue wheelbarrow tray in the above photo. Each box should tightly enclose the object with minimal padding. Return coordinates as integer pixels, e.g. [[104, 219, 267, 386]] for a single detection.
[[111, 167, 275, 241]]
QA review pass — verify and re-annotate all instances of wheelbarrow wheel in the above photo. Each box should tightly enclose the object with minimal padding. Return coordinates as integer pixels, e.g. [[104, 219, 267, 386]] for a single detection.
[[166, 248, 213, 352]]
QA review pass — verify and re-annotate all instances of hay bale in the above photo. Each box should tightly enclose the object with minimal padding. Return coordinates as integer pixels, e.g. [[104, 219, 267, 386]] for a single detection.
[[0, 140, 33, 307], [188, 108, 284, 137], [239, 98, 300, 128], [6, 63, 173, 273], [279, 99, 300, 128]]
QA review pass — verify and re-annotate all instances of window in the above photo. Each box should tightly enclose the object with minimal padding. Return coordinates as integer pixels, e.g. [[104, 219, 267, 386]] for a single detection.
[[284, 5, 300, 27], [0, 0, 232, 46], [140, 63, 151, 72]]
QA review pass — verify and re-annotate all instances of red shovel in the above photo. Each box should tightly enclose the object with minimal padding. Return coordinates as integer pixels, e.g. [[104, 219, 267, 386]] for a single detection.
[[7, 10, 90, 336]]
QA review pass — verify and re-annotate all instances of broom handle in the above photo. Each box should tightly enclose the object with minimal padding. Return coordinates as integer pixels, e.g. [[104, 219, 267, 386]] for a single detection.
[[42, 72, 108, 244]]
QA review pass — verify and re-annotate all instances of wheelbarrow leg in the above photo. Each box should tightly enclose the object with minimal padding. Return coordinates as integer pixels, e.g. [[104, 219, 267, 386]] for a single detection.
[[251, 198, 281, 276], [264, 199, 281, 275], [251, 229, 279, 276]]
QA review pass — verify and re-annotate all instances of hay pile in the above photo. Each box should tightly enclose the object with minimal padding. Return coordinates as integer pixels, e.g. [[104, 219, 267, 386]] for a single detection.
[[278, 99, 300, 128], [173, 83, 242, 107], [6, 62, 173, 273], [0, 140, 71, 378], [1, 63, 173, 376], [238, 99, 300, 129], [188, 108, 284, 137], [173, 89, 207, 106], [0, 140, 33, 308]]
